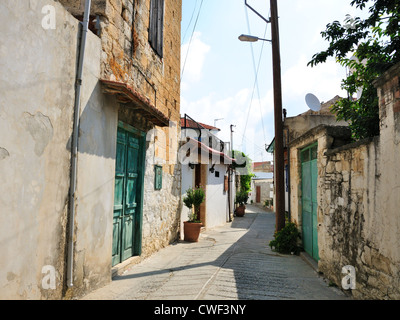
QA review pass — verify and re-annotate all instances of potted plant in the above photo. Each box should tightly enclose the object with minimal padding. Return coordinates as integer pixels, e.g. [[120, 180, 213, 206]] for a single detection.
[[235, 190, 249, 217], [182, 186, 205, 242]]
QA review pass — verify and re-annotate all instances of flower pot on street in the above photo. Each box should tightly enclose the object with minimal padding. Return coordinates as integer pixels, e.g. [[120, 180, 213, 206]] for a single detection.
[[182, 186, 205, 242], [236, 205, 246, 217], [183, 221, 203, 242], [235, 191, 249, 217]]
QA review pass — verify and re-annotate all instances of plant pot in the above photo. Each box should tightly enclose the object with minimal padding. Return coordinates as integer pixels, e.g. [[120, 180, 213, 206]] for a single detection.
[[183, 221, 203, 242], [236, 205, 246, 217]]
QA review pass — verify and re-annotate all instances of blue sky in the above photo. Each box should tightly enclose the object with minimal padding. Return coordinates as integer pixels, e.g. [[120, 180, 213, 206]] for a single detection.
[[180, 0, 369, 162]]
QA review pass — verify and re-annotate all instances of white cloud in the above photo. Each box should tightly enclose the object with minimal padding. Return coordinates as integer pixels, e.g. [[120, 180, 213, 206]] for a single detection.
[[181, 86, 275, 162], [181, 32, 210, 85], [282, 55, 347, 115]]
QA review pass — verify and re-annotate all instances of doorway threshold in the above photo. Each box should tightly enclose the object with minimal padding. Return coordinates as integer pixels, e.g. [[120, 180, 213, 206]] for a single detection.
[[112, 256, 142, 278]]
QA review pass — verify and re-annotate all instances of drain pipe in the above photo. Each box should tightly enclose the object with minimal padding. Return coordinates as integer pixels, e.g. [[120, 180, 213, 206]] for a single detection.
[[67, 0, 92, 289]]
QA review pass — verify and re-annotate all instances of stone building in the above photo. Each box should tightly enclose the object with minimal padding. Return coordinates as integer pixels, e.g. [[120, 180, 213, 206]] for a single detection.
[[0, 0, 182, 299], [268, 96, 349, 214], [250, 172, 273, 207], [288, 63, 400, 299]]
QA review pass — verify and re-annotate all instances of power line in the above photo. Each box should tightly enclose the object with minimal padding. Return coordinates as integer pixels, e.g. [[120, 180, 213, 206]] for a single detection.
[[181, 0, 199, 45], [241, 3, 269, 148], [181, 0, 204, 83], [236, 127, 268, 155]]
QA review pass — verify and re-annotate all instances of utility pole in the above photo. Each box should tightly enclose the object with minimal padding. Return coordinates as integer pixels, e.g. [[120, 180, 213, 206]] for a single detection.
[[241, 0, 285, 232], [229, 124, 236, 222], [230, 124, 236, 159], [270, 0, 285, 232]]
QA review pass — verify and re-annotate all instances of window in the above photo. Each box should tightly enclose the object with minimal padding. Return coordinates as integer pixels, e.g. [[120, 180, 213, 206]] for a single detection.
[[149, 0, 164, 57]]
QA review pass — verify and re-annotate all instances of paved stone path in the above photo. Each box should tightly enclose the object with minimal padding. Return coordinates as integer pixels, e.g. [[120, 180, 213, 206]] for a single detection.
[[82, 205, 349, 300]]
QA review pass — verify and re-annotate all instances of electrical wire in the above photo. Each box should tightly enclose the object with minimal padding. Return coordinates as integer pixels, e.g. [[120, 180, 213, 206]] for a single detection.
[[181, 0, 204, 83], [241, 3, 270, 149], [181, 0, 198, 45], [236, 127, 269, 160]]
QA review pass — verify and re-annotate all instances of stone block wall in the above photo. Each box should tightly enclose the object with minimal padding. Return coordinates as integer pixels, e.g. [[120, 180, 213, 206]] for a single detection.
[[59, 0, 182, 164], [318, 139, 375, 298], [58, 0, 183, 294], [116, 0, 183, 257], [251, 180, 273, 205], [289, 114, 400, 299], [300, 63, 400, 299], [319, 134, 400, 299], [289, 125, 352, 228], [141, 143, 182, 257]]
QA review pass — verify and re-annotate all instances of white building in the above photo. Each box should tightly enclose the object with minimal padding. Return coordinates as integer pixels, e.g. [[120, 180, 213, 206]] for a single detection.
[[180, 115, 236, 235]]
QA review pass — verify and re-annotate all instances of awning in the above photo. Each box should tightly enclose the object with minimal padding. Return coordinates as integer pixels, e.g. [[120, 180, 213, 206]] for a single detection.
[[267, 138, 275, 153], [100, 79, 169, 127], [186, 138, 236, 165]]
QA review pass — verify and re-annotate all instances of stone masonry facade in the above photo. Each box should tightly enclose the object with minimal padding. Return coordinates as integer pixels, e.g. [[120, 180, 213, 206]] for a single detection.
[[59, 0, 183, 289], [289, 63, 400, 300], [95, 0, 182, 259]]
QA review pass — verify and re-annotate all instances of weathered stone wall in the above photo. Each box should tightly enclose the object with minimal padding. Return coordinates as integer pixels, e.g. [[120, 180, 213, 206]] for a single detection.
[[319, 134, 400, 299], [251, 180, 273, 205], [289, 125, 352, 228], [61, 0, 183, 268], [0, 0, 92, 299], [141, 144, 182, 257], [59, 0, 182, 164], [72, 66, 118, 298], [318, 64, 400, 300], [105, 0, 183, 262], [367, 63, 400, 299], [318, 139, 376, 298], [0, 0, 182, 300], [285, 114, 348, 144], [289, 64, 400, 300]]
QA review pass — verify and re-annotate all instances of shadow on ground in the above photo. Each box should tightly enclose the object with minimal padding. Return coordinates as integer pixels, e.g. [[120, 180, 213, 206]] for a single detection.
[[84, 205, 349, 300]]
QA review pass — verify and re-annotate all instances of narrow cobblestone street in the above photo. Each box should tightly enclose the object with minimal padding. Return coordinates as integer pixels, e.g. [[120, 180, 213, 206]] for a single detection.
[[82, 205, 348, 300]]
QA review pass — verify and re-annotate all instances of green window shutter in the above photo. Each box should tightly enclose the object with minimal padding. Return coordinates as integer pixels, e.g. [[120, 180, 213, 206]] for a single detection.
[[149, 0, 164, 57], [155, 165, 162, 190]]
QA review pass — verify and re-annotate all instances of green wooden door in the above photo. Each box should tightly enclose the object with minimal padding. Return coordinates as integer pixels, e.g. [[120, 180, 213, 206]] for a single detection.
[[112, 123, 145, 266], [301, 143, 319, 261]]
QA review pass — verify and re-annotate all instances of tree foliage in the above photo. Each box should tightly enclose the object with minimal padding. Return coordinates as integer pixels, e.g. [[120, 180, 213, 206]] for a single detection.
[[183, 186, 205, 222], [269, 222, 301, 255], [308, 0, 400, 140], [232, 150, 255, 194]]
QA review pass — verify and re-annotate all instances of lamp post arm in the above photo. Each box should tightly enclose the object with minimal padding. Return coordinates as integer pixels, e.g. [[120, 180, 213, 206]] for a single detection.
[[244, 0, 271, 24]]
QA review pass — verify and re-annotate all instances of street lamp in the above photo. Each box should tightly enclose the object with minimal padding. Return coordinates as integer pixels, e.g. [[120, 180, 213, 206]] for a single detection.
[[239, 0, 285, 233], [214, 118, 224, 127], [238, 34, 271, 43]]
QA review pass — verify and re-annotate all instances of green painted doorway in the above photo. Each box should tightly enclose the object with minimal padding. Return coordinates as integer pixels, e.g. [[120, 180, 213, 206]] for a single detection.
[[301, 142, 319, 261], [112, 122, 146, 267]]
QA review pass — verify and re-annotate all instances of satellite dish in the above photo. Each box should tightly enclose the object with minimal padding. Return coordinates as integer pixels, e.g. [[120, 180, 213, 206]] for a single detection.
[[305, 93, 321, 112], [355, 87, 363, 100]]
